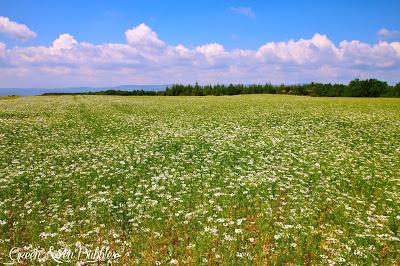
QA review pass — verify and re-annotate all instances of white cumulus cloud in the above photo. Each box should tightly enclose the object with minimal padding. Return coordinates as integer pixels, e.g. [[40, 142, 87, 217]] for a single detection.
[[125, 23, 165, 48], [0, 16, 37, 41], [196, 43, 227, 60], [52, 33, 78, 49]]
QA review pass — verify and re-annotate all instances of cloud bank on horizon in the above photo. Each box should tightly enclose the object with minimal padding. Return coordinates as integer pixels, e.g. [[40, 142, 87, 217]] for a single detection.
[[0, 16, 399, 88]]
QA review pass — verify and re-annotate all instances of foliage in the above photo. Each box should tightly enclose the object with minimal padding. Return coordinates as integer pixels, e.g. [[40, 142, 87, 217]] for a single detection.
[[42, 79, 399, 97], [164, 79, 394, 97]]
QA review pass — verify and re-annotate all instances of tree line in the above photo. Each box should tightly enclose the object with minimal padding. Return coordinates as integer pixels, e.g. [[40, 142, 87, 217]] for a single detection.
[[42, 79, 400, 97]]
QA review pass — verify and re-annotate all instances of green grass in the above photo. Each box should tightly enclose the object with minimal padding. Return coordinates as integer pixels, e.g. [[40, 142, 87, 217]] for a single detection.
[[0, 95, 399, 265]]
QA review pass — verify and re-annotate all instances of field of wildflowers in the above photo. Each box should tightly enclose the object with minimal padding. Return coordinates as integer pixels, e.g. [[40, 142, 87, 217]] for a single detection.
[[0, 95, 399, 265]]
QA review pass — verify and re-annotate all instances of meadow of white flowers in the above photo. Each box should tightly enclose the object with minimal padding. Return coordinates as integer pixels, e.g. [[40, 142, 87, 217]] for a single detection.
[[0, 95, 399, 265]]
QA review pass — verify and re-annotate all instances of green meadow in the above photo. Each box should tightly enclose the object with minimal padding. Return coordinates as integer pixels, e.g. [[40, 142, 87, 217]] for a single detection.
[[0, 95, 399, 265]]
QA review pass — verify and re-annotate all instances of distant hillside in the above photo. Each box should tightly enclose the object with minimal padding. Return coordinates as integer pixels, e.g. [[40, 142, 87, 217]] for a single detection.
[[0, 85, 169, 96]]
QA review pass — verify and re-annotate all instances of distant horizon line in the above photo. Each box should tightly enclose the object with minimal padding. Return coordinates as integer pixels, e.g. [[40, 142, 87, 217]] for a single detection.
[[2, 79, 399, 91]]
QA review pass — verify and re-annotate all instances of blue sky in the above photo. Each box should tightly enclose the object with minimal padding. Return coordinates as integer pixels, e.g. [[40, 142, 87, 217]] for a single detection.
[[0, 0, 400, 88], [2, 0, 400, 48]]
